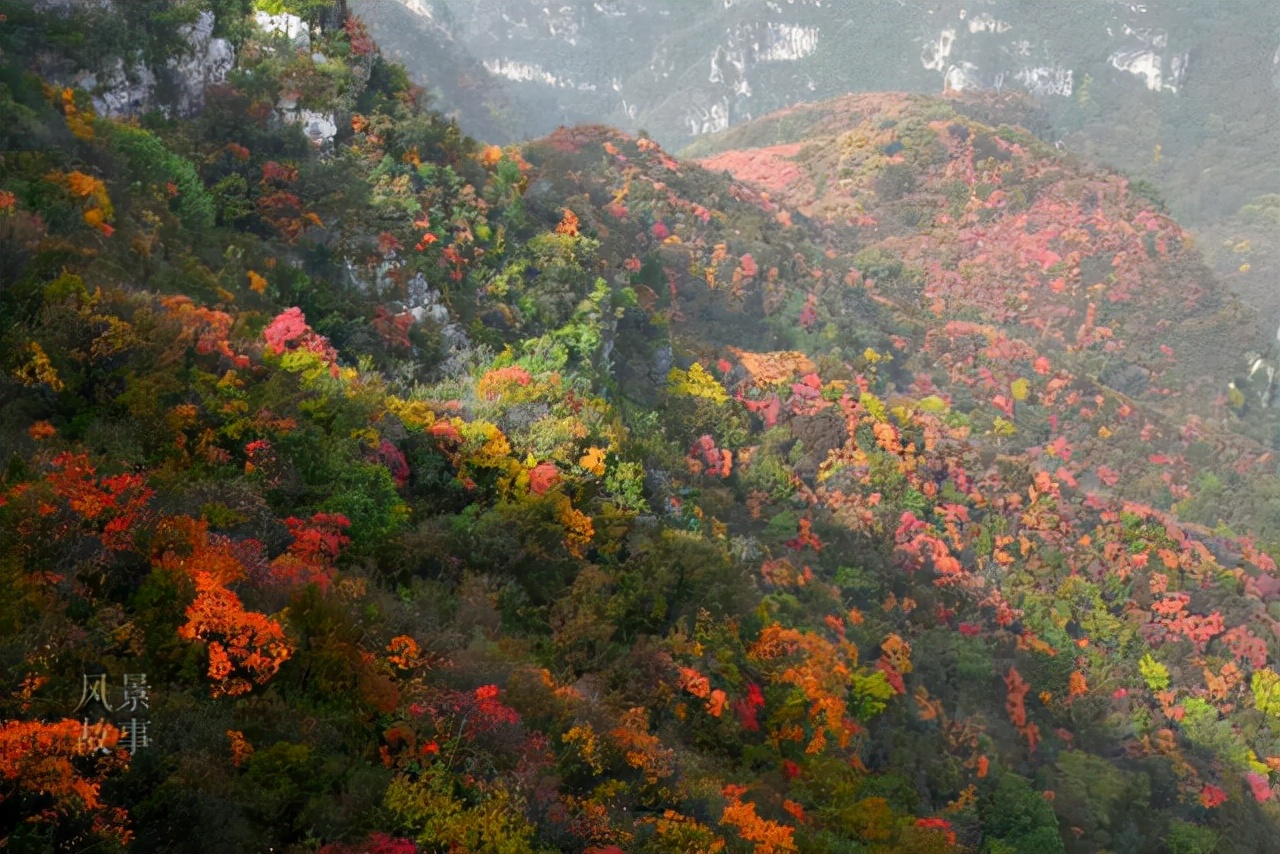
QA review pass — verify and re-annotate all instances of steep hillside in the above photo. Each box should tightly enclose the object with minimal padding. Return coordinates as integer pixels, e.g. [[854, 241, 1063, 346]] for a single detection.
[[354, 0, 1280, 326], [5, 3, 1280, 854]]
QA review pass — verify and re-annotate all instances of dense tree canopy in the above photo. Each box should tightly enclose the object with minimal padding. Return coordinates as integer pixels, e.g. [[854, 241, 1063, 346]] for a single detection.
[[3, 1, 1280, 852]]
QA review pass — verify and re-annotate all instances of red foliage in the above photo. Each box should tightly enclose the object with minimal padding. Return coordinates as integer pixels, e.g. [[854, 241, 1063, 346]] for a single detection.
[[786, 518, 823, 552], [741, 393, 782, 427], [319, 833, 417, 854], [377, 439, 410, 489], [467, 684, 521, 736], [529, 462, 561, 495], [799, 293, 819, 332], [373, 306, 415, 350], [343, 15, 376, 55], [285, 513, 351, 565], [915, 817, 957, 846], [263, 307, 339, 376], [44, 452, 153, 550], [267, 512, 351, 592], [260, 161, 298, 185], [687, 434, 732, 478], [1247, 772, 1273, 803], [263, 307, 310, 354], [697, 143, 806, 197], [734, 682, 767, 731], [876, 659, 906, 694], [1221, 625, 1269, 669], [1199, 784, 1228, 808]]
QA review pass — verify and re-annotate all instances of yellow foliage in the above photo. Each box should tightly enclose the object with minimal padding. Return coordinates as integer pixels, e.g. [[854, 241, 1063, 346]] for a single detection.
[[881, 633, 912, 674], [350, 427, 380, 448], [563, 724, 605, 774], [859, 392, 887, 422], [863, 347, 887, 364], [916, 395, 949, 413], [1010, 377, 1030, 401], [61, 87, 95, 139], [459, 420, 513, 468], [13, 342, 63, 391], [991, 416, 1016, 436], [247, 271, 268, 293], [556, 496, 595, 558], [645, 811, 727, 853], [668, 362, 729, 404], [386, 396, 436, 431]]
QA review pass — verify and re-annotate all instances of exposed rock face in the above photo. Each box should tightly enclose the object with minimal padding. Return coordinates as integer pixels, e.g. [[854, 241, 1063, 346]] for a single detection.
[[72, 9, 233, 119], [254, 10, 311, 47], [169, 11, 235, 115]]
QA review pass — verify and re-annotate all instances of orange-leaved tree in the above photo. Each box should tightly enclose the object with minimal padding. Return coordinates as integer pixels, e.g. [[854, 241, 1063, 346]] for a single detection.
[[0, 718, 131, 845], [154, 516, 294, 697]]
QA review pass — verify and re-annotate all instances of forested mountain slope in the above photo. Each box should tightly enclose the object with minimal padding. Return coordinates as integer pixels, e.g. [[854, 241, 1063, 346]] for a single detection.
[[3, 3, 1280, 853]]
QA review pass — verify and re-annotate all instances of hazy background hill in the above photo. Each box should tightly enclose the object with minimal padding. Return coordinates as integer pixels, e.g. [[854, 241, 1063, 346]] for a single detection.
[[353, 0, 1280, 327]]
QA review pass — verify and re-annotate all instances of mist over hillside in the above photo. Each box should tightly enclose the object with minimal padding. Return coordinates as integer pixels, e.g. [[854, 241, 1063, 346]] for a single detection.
[[355, 0, 1280, 324]]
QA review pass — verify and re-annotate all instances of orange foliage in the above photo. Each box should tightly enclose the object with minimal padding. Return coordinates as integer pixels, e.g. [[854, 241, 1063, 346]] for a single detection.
[[720, 785, 797, 854], [1004, 667, 1030, 727], [0, 718, 130, 843], [156, 516, 294, 697], [609, 707, 674, 784], [728, 349, 817, 387], [556, 208, 581, 237], [680, 667, 711, 699], [556, 497, 594, 558], [477, 365, 533, 400], [880, 634, 913, 675], [179, 584, 293, 697], [227, 729, 254, 767], [386, 635, 421, 670], [750, 624, 862, 753]]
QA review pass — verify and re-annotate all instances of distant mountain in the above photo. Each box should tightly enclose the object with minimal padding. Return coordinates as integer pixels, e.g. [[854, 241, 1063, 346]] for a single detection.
[[353, 0, 1277, 200], [355, 0, 1280, 321]]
